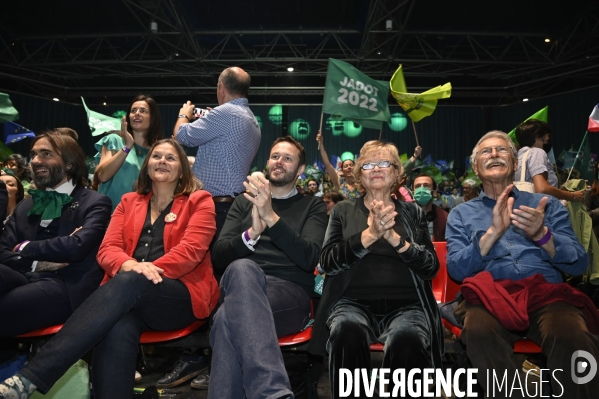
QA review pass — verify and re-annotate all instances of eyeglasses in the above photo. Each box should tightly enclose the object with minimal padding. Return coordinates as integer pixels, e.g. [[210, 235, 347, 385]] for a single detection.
[[361, 161, 395, 170], [479, 146, 510, 158], [130, 108, 149, 114]]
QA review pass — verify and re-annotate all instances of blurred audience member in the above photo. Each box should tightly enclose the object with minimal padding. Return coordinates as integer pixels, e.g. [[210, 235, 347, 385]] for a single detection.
[[585, 161, 599, 239], [305, 179, 322, 197], [316, 131, 360, 199], [4, 154, 32, 192], [0, 170, 24, 222], [515, 119, 585, 203], [323, 191, 344, 216], [413, 174, 448, 242]]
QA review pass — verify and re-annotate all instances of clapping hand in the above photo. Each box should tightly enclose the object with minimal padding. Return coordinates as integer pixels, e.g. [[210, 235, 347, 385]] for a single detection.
[[368, 200, 397, 239], [511, 195, 548, 239], [243, 173, 279, 231], [121, 117, 134, 149], [490, 184, 514, 238]]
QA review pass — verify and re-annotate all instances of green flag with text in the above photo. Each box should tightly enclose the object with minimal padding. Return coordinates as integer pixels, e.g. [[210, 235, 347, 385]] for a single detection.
[[322, 59, 391, 130], [0, 93, 19, 123], [81, 97, 122, 136]]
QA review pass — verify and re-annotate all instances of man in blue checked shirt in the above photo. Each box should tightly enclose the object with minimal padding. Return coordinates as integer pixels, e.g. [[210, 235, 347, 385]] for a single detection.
[[173, 66, 261, 239], [165, 67, 260, 391]]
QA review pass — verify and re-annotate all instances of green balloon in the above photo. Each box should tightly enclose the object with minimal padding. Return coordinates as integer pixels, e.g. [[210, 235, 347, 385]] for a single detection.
[[255, 115, 263, 129], [325, 117, 363, 137], [388, 112, 408, 132], [341, 152, 355, 162], [268, 105, 283, 125], [289, 118, 311, 140], [326, 117, 345, 136], [344, 121, 363, 138]]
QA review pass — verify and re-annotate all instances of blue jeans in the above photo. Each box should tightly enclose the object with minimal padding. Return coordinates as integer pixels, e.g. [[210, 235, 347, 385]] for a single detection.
[[19, 272, 197, 399], [208, 259, 311, 399], [327, 298, 432, 399]]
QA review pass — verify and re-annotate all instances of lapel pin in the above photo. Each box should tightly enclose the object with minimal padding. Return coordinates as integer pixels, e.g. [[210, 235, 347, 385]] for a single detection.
[[70, 202, 79, 212], [165, 213, 177, 223]]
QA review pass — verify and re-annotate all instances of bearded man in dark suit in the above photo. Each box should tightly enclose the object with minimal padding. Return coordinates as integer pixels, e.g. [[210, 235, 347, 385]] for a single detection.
[[0, 130, 111, 336]]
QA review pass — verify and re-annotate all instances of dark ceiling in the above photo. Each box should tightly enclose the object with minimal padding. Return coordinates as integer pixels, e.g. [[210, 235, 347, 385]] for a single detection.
[[1, 0, 598, 107]]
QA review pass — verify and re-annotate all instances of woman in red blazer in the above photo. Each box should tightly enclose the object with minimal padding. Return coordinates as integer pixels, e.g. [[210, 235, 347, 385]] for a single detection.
[[0, 139, 219, 399]]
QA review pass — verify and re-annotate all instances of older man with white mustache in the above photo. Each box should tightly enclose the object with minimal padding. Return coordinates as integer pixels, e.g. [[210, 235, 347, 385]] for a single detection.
[[446, 130, 598, 398]]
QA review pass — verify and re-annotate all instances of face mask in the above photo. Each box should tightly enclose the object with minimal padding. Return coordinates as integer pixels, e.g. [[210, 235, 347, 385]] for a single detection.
[[543, 139, 552, 154], [413, 186, 433, 206]]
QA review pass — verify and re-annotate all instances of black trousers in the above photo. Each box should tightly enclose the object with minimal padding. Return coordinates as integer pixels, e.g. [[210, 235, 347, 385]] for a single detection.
[[327, 297, 432, 399], [0, 264, 72, 336]]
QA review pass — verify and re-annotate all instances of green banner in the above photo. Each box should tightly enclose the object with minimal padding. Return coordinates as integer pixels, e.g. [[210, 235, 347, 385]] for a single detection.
[[507, 106, 548, 146], [579, 132, 594, 181], [322, 59, 391, 130], [81, 97, 122, 136], [390, 65, 452, 122], [0, 93, 19, 123]]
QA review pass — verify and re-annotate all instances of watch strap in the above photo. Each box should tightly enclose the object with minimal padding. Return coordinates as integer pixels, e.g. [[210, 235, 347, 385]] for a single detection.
[[392, 237, 406, 251]]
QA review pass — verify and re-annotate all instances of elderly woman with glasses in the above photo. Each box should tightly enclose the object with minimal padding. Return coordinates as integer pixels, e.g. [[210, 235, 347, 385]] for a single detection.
[[94, 95, 164, 211], [308, 140, 443, 399]]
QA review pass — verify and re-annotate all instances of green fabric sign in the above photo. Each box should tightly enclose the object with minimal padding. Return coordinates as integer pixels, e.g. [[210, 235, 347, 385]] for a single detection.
[[81, 97, 122, 136], [390, 65, 452, 122], [507, 106, 548, 147], [322, 58, 391, 130], [578, 132, 594, 181], [0, 92, 19, 123]]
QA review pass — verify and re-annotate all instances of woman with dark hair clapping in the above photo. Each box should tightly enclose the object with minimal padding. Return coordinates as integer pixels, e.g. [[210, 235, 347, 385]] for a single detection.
[[94, 95, 164, 211]]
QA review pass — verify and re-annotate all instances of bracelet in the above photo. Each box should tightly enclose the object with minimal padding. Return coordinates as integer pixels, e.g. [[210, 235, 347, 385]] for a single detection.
[[15, 240, 30, 253], [178, 114, 189, 120], [393, 237, 407, 251], [121, 146, 131, 154], [533, 228, 552, 246], [243, 230, 260, 246]]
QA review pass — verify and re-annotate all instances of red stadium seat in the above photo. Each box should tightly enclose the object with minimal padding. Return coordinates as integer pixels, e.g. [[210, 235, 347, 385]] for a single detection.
[[278, 300, 315, 347], [16, 324, 63, 338], [17, 321, 206, 344]]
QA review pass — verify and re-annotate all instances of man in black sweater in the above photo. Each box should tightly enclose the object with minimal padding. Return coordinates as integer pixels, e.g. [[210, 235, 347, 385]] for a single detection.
[[208, 136, 327, 399]]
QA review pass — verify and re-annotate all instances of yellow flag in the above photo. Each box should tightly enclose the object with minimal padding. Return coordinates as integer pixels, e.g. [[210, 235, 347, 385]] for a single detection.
[[389, 65, 452, 122]]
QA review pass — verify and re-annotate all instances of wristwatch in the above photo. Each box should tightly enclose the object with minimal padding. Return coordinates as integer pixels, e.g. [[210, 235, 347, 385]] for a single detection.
[[178, 114, 189, 119], [393, 237, 407, 252]]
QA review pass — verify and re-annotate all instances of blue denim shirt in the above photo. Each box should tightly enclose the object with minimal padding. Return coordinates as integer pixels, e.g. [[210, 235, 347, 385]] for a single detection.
[[446, 187, 588, 283]]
